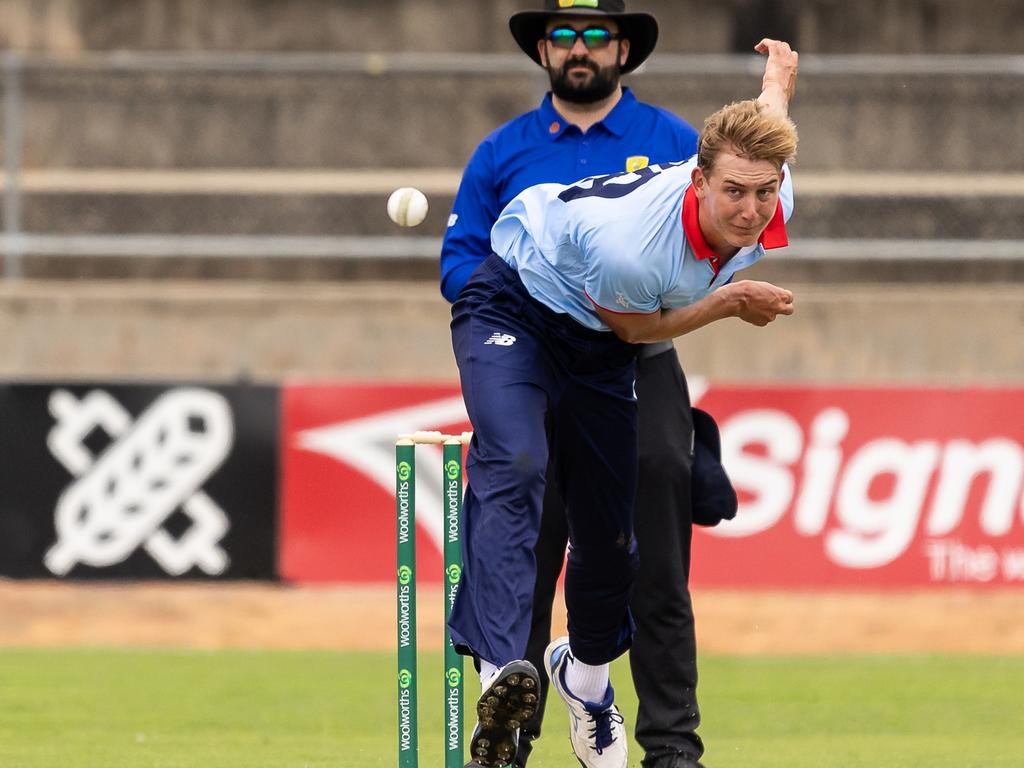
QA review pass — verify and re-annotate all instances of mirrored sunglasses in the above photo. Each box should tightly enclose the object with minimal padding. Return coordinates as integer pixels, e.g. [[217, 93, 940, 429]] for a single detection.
[[546, 26, 620, 49]]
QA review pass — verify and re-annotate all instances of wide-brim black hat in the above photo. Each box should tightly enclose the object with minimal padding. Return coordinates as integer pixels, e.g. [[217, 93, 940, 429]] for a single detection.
[[509, 0, 659, 75]]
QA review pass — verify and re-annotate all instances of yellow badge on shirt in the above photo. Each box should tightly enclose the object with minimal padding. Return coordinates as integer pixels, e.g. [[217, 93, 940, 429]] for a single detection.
[[625, 155, 650, 172], [559, 0, 598, 7]]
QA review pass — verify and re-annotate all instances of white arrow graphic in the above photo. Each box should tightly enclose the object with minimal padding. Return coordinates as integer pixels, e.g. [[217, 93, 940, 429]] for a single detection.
[[295, 395, 470, 554]]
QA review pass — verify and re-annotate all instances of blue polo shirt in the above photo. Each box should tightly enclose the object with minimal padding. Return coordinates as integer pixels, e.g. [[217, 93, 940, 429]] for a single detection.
[[440, 87, 698, 302]]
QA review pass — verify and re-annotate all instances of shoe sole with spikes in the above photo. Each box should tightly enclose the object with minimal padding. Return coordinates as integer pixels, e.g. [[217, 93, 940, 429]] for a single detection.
[[467, 660, 540, 767]]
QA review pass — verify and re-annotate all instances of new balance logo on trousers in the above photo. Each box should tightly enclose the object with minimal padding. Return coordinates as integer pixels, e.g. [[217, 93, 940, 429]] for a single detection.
[[484, 333, 517, 346]]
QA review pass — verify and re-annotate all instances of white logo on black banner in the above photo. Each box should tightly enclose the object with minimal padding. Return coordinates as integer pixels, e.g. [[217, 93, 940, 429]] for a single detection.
[[44, 388, 235, 576]]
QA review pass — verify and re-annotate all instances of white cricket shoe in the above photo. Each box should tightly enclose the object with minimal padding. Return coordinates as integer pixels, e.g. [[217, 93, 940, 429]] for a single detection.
[[544, 636, 627, 768]]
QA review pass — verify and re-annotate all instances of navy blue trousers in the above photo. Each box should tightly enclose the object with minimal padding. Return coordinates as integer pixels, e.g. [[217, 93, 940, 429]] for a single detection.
[[448, 254, 640, 666]]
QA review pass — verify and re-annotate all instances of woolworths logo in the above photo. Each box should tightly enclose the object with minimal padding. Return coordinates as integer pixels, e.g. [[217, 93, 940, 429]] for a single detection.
[[446, 667, 461, 687], [397, 461, 412, 482], [399, 668, 413, 689], [445, 459, 460, 481], [398, 565, 413, 585], [446, 563, 461, 584]]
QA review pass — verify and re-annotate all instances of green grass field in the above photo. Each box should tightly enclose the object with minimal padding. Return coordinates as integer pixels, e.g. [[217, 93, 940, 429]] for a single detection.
[[1, 649, 1022, 767]]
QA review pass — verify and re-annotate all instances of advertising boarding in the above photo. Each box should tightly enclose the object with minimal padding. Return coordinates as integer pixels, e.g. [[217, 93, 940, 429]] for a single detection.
[[0, 383, 279, 579], [280, 382, 1024, 588]]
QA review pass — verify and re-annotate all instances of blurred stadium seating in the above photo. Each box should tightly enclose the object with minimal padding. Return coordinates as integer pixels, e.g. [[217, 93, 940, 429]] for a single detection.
[[0, 0, 1022, 381], [4, 0, 1024, 54]]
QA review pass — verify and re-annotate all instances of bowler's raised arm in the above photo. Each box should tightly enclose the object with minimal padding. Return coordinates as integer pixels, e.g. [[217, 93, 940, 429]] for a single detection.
[[755, 38, 799, 116]]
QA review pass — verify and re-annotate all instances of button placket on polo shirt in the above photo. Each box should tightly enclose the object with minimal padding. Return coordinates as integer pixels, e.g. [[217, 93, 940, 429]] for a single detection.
[[576, 131, 590, 171]]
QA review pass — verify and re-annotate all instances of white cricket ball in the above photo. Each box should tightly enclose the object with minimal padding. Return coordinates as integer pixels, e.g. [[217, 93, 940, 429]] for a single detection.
[[387, 187, 429, 227]]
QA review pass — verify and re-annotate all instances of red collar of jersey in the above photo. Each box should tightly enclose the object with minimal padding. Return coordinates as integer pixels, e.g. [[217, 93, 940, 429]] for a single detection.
[[681, 184, 789, 270]]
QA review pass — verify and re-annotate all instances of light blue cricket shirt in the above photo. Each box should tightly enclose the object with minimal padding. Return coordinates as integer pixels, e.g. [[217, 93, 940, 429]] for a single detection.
[[492, 157, 794, 331]]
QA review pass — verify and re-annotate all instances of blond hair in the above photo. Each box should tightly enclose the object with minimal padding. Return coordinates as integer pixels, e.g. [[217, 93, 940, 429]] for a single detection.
[[697, 100, 798, 174]]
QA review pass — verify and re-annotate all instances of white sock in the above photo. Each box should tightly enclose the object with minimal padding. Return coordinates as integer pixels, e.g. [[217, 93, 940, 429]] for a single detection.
[[479, 659, 499, 690], [564, 655, 609, 704]]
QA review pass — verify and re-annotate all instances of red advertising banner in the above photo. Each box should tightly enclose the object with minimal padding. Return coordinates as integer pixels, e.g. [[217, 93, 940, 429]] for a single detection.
[[280, 383, 469, 583], [694, 385, 1024, 588], [280, 383, 1024, 588]]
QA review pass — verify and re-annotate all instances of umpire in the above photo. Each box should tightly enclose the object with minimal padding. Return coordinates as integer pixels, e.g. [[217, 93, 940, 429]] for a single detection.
[[441, 2, 713, 766]]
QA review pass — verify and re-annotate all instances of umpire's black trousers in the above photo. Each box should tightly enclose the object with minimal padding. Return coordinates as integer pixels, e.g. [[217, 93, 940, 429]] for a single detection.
[[515, 344, 704, 767]]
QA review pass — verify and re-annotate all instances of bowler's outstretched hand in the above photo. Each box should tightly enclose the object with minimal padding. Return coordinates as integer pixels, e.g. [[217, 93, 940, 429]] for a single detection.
[[755, 38, 799, 115]]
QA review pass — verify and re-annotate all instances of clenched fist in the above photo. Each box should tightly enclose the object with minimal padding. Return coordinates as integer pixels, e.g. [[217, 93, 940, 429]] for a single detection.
[[726, 280, 795, 326]]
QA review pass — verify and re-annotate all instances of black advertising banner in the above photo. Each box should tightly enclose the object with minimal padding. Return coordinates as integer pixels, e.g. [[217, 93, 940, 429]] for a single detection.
[[0, 383, 279, 579]]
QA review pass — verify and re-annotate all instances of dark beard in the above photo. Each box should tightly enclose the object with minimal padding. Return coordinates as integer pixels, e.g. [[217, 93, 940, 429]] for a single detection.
[[547, 55, 621, 103]]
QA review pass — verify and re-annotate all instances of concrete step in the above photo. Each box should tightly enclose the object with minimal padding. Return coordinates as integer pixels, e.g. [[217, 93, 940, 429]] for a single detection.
[[16, 63, 545, 170], [19, 176, 1024, 240], [6, 251, 436, 283], [12, 60, 1024, 171], [4, 235, 1023, 285], [1, 279, 1021, 383], [4, 0, 1023, 55], [20, 192, 435, 236], [21, 191, 1024, 241]]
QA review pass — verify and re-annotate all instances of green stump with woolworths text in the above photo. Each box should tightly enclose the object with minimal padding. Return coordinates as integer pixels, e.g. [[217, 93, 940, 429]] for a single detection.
[[395, 440, 417, 768], [396, 432, 467, 768], [442, 438, 464, 768]]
